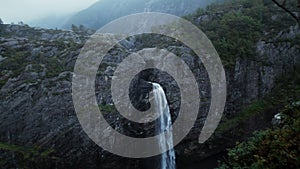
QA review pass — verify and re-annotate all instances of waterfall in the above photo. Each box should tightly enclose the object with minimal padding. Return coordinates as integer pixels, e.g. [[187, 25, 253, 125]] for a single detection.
[[152, 83, 176, 169]]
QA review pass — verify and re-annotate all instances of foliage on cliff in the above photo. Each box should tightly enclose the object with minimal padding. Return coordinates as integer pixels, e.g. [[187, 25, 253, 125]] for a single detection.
[[218, 102, 300, 169], [185, 0, 298, 67], [217, 68, 300, 168], [0, 142, 58, 169]]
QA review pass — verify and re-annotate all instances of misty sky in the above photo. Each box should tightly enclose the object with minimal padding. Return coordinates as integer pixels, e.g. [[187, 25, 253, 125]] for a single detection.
[[0, 0, 98, 23]]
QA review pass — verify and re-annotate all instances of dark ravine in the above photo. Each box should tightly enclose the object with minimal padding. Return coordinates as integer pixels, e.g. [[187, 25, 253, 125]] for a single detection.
[[0, 1, 300, 169], [178, 152, 227, 169]]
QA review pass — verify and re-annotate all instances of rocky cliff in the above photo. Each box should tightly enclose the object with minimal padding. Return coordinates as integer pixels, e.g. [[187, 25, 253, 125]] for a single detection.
[[0, 0, 299, 168]]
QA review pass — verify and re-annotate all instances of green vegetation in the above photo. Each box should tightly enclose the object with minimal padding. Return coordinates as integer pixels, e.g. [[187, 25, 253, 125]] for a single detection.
[[184, 0, 297, 67], [217, 63, 300, 133], [43, 56, 65, 78], [98, 104, 116, 113], [215, 66, 300, 168], [0, 50, 28, 75], [216, 99, 269, 135], [0, 142, 58, 169], [0, 49, 62, 88], [217, 102, 300, 169], [0, 38, 80, 88]]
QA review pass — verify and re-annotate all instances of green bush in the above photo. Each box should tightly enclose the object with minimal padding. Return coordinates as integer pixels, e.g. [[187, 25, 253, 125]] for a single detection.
[[218, 102, 300, 169]]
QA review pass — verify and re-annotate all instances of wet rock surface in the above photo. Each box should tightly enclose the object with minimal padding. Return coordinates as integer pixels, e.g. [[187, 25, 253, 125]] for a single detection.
[[0, 21, 299, 169]]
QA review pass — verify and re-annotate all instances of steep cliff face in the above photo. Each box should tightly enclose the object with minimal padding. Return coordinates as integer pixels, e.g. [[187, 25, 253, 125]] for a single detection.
[[227, 25, 300, 114], [0, 2, 300, 169], [177, 0, 300, 162], [0, 24, 142, 169], [178, 25, 300, 163]]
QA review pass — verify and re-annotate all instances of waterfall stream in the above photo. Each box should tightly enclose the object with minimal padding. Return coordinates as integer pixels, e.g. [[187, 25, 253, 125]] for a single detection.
[[152, 83, 176, 169]]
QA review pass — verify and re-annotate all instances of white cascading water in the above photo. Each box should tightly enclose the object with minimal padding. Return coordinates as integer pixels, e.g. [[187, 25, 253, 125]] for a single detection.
[[152, 83, 176, 169]]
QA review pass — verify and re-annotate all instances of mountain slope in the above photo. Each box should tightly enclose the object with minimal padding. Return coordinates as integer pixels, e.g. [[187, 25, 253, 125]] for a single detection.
[[63, 0, 220, 29], [29, 14, 73, 29]]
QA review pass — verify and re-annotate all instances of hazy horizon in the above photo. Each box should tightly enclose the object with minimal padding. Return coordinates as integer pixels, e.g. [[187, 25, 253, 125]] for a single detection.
[[0, 0, 98, 24]]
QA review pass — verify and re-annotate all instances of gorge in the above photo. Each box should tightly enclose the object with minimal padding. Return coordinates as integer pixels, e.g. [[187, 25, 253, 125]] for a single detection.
[[0, 0, 299, 168]]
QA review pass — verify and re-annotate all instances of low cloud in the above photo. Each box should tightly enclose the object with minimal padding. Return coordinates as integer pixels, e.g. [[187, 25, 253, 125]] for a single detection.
[[0, 0, 98, 23]]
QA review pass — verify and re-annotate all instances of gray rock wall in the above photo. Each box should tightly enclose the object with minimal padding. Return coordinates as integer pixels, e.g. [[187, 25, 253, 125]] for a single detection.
[[0, 23, 299, 168]]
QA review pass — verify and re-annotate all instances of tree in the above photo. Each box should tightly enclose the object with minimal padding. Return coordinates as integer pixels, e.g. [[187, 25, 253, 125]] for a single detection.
[[79, 24, 86, 32], [218, 103, 300, 169], [0, 18, 3, 24], [272, 0, 300, 27], [71, 24, 78, 32]]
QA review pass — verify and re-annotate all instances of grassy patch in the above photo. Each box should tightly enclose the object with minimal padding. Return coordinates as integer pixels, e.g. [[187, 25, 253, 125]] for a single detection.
[[98, 104, 116, 113], [0, 142, 57, 161], [216, 99, 270, 134]]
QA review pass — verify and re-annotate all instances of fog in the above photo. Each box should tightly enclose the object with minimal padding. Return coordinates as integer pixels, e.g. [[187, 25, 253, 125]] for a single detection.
[[0, 0, 98, 24]]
